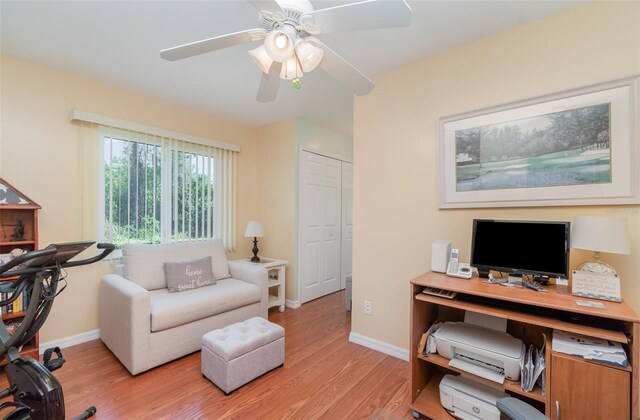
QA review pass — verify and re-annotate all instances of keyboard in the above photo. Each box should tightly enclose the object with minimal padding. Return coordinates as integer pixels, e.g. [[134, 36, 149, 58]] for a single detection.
[[449, 358, 506, 384], [422, 287, 458, 299], [457, 294, 625, 332]]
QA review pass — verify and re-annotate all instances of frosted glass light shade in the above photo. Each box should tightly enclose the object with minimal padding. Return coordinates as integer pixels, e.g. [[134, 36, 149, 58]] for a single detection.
[[572, 216, 631, 255], [244, 221, 265, 238], [279, 56, 303, 80], [264, 30, 294, 63], [295, 38, 324, 72], [249, 45, 273, 74]]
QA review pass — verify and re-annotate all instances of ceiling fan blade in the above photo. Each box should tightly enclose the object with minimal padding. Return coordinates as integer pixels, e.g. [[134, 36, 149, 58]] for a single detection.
[[301, 0, 412, 34], [247, 0, 286, 20], [257, 62, 283, 103], [318, 42, 374, 96], [160, 28, 266, 61]]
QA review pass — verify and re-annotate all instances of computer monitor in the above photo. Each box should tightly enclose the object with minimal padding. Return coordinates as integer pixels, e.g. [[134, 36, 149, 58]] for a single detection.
[[470, 219, 570, 279]]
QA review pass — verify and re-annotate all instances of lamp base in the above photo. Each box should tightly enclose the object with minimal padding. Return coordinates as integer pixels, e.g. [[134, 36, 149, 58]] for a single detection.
[[251, 237, 260, 263], [576, 260, 617, 275]]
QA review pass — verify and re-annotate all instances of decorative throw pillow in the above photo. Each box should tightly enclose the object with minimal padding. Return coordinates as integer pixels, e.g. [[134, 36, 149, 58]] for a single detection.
[[164, 256, 216, 293]]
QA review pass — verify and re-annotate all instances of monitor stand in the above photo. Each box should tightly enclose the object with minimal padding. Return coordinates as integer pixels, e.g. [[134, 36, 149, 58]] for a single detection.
[[533, 274, 550, 285], [507, 273, 523, 285]]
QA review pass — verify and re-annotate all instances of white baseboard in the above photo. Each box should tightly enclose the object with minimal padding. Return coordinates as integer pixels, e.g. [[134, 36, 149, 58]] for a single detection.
[[285, 299, 301, 309], [39, 329, 100, 354], [348, 332, 409, 362]]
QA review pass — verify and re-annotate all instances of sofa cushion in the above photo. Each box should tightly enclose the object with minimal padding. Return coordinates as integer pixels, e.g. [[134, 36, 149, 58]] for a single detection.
[[122, 239, 230, 290], [165, 256, 215, 293], [149, 278, 261, 332]]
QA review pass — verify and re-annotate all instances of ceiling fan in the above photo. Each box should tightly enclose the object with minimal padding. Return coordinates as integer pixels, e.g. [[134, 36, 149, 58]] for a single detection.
[[160, 0, 412, 102]]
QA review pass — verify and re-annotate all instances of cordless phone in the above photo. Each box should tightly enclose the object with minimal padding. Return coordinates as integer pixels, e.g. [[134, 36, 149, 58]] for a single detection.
[[446, 249, 472, 279]]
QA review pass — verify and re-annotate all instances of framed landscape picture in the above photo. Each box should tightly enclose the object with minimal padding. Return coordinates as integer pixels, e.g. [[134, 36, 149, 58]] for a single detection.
[[438, 76, 639, 208]]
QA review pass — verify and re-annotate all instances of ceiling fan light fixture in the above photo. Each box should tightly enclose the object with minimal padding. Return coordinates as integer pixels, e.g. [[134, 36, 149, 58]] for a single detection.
[[279, 55, 303, 80], [295, 38, 324, 73], [264, 29, 294, 62], [248, 45, 273, 74]]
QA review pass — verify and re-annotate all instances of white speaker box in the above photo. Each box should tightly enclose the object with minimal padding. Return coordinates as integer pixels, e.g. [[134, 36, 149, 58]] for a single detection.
[[431, 240, 451, 273]]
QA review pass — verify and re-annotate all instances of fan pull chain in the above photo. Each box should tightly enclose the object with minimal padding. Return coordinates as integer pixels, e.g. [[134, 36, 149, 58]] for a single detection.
[[292, 56, 301, 90]]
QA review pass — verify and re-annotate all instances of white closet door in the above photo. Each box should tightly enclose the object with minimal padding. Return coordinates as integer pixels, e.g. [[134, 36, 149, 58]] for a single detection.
[[321, 157, 341, 295], [299, 151, 323, 303], [299, 151, 342, 303], [341, 162, 353, 289]]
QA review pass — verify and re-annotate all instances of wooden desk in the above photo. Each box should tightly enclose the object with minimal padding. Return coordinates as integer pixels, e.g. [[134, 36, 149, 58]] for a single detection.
[[409, 271, 640, 420]]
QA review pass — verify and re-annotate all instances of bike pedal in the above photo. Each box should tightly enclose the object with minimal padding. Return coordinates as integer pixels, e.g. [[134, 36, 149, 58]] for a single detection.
[[43, 346, 65, 372]]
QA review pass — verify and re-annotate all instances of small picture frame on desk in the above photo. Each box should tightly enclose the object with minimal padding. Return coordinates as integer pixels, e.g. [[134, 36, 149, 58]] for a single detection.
[[571, 270, 621, 302]]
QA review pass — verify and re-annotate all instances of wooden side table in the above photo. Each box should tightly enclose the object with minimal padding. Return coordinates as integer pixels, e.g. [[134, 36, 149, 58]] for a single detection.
[[234, 258, 287, 312]]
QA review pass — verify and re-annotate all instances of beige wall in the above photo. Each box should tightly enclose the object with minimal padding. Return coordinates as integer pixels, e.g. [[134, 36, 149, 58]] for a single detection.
[[255, 118, 353, 303], [254, 119, 297, 300], [296, 118, 353, 161], [352, 1, 640, 350], [0, 54, 259, 343]]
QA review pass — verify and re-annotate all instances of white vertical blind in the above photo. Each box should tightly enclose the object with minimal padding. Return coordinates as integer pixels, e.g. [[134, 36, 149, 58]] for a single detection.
[[86, 124, 237, 251], [216, 148, 237, 252]]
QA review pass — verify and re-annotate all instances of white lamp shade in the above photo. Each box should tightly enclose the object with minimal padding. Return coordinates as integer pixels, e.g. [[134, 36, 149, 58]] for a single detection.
[[279, 55, 303, 80], [249, 45, 273, 74], [244, 221, 265, 238], [572, 216, 631, 255], [295, 38, 324, 72], [264, 30, 294, 63]]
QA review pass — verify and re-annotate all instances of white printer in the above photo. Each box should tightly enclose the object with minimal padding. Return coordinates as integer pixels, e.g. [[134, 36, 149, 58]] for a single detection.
[[439, 374, 508, 420], [432, 322, 525, 383]]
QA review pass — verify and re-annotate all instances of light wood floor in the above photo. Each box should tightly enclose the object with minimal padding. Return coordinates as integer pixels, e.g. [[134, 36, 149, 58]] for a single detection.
[[3, 291, 413, 419]]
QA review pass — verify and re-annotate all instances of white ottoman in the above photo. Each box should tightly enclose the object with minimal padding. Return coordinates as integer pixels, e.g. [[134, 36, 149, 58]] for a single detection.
[[201, 317, 285, 395]]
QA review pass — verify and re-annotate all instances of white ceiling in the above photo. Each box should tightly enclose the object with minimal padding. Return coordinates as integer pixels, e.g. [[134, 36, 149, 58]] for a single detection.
[[0, 0, 582, 136]]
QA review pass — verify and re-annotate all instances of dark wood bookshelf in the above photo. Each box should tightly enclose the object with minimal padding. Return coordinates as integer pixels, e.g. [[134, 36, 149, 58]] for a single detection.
[[0, 177, 41, 360]]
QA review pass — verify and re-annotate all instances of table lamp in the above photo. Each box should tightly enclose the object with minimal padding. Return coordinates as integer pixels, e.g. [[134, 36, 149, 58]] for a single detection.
[[244, 221, 265, 263], [571, 215, 631, 274]]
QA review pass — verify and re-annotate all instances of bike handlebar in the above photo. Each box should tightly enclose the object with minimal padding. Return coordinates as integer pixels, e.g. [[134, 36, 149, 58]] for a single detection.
[[0, 242, 115, 278], [0, 248, 57, 277], [60, 243, 115, 269]]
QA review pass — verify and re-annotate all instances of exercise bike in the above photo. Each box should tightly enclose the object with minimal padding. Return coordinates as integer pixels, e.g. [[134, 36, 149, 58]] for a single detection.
[[0, 241, 114, 420]]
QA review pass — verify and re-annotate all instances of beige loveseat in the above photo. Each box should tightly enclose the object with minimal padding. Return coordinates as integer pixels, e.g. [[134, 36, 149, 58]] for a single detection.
[[99, 239, 268, 375]]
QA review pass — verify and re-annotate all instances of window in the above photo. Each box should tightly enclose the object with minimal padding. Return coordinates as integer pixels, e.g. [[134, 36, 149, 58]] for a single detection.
[[74, 110, 238, 252], [100, 133, 218, 247]]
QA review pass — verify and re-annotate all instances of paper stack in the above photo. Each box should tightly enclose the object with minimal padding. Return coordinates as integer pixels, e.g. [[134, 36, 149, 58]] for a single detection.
[[552, 330, 627, 367], [520, 336, 546, 394]]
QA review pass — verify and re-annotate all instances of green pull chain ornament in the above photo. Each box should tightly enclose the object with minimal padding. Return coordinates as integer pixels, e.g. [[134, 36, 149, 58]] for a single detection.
[[292, 77, 301, 90]]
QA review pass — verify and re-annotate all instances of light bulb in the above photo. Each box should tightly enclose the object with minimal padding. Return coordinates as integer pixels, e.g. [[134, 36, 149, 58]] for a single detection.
[[275, 34, 288, 49], [264, 30, 294, 63]]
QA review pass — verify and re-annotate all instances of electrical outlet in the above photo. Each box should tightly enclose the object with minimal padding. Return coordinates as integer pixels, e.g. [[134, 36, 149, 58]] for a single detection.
[[363, 300, 372, 315]]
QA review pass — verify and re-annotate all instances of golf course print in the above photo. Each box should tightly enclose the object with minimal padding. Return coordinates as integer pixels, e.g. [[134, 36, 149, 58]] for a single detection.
[[455, 103, 611, 192]]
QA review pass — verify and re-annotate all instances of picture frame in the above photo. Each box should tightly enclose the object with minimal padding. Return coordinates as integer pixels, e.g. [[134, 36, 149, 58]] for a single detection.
[[438, 76, 640, 208], [572, 270, 621, 303]]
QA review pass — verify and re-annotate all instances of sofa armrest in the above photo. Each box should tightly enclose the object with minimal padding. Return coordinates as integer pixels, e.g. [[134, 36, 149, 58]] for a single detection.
[[228, 261, 269, 319], [114, 264, 125, 277], [99, 274, 151, 375]]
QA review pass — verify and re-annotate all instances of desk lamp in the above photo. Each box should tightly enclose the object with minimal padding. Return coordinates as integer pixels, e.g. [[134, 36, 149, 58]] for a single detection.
[[244, 221, 265, 263], [571, 215, 630, 274]]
